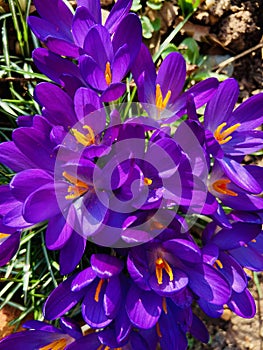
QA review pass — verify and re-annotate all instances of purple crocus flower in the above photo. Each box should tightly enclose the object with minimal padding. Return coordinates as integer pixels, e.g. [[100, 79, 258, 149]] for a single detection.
[[0, 317, 82, 350], [204, 78, 263, 193], [28, 0, 133, 58], [208, 160, 263, 212], [66, 327, 157, 350], [200, 218, 262, 318], [127, 229, 231, 305], [43, 254, 124, 329], [79, 14, 142, 102], [0, 221, 21, 266], [132, 44, 219, 120]]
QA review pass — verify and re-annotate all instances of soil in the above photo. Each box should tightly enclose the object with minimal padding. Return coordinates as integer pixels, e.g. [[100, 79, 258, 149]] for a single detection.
[[0, 0, 262, 348]]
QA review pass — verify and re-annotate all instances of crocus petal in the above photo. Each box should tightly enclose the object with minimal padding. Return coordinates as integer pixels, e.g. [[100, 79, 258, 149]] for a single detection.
[[44, 37, 80, 58], [0, 232, 21, 266], [228, 289, 256, 318], [73, 87, 105, 131], [218, 252, 247, 293], [131, 43, 156, 101], [187, 264, 231, 305], [79, 55, 107, 91], [34, 82, 77, 127], [72, 6, 95, 47], [91, 254, 124, 278], [111, 45, 130, 82], [12, 123, 55, 171], [156, 52, 186, 103], [230, 245, 263, 271], [104, 275, 122, 318], [33, 48, 83, 87], [105, 0, 132, 34], [10, 169, 53, 201], [77, 0, 101, 24], [23, 183, 65, 223], [163, 239, 201, 263], [198, 299, 223, 318], [0, 185, 22, 216], [218, 157, 262, 194], [59, 317, 83, 340], [23, 320, 61, 333], [230, 92, 263, 131], [0, 141, 35, 171], [204, 78, 239, 131], [112, 13, 142, 65], [82, 280, 113, 328], [0, 330, 67, 350], [45, 213, 73, 250], [190, 314, 209, 343], [100, 83, 126, 102], [126, 284, 162, 329], [83, 25, 114, 68], [149, 267, 189, 296], [43, 275, 86, 320], [28, 17, 73, 43], [158, 305, 188, 350], [211, 222, 261, 250], [71, 267, 96, 292], [59, 230, 87, 275], [4, 204, 32, 228], [66, 333, 100, 349], [33, 0, 73, 28]]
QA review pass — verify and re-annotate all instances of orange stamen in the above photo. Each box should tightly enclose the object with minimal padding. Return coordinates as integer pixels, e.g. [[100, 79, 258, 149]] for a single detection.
[[105, 62, 112, 86], [162, 297, 168, 314], [0, 233, 10, 240], [39, 338, 67, 350], [155, 257, 173, 285], [212, 179, 238, 197], [94, 279, 105, 302], [71, 125, 95, 147], [156, 322, 162, 338], [63, 171, 89, 200], [214, 259, 223, 269], [143, 177, 152, 186], [214, 122, 240, 145], [155, 84, 171, 111]]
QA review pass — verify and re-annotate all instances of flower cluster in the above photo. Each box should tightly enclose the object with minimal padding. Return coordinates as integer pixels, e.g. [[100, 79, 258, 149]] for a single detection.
[[0, 0, 263, 349]]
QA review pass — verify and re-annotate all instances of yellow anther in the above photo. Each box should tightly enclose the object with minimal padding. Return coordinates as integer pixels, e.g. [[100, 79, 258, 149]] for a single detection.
[[251, 239, 256, 243], [40, 338, 67, 350], [71, 125, 95, 147], [94, 279, 105, 302], [150, 220, 165, 231], [212, 178, 238, 197], [63, 171, 89, 200], [162, 297, 168, 314], [105, 61, 112, 86], [155, 84, 171, 111], [214, 259, 223, 269], [155, 257, 173, 285], [156, 322, 162, 338], [0, 233, 10, 240], [143, 177, 152, 186], [214, 122, 240, 145]]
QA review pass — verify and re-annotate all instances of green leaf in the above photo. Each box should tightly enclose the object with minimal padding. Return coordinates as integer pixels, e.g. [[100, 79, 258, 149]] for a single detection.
[[180, 37, 200, 64], [161, 43, 178, 59], [141, 15, 154, 39], [151, 17, 161, 31], [131, 0, 142, 11], [146, 0, 163, 10], [178, 0, 194, 16]]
